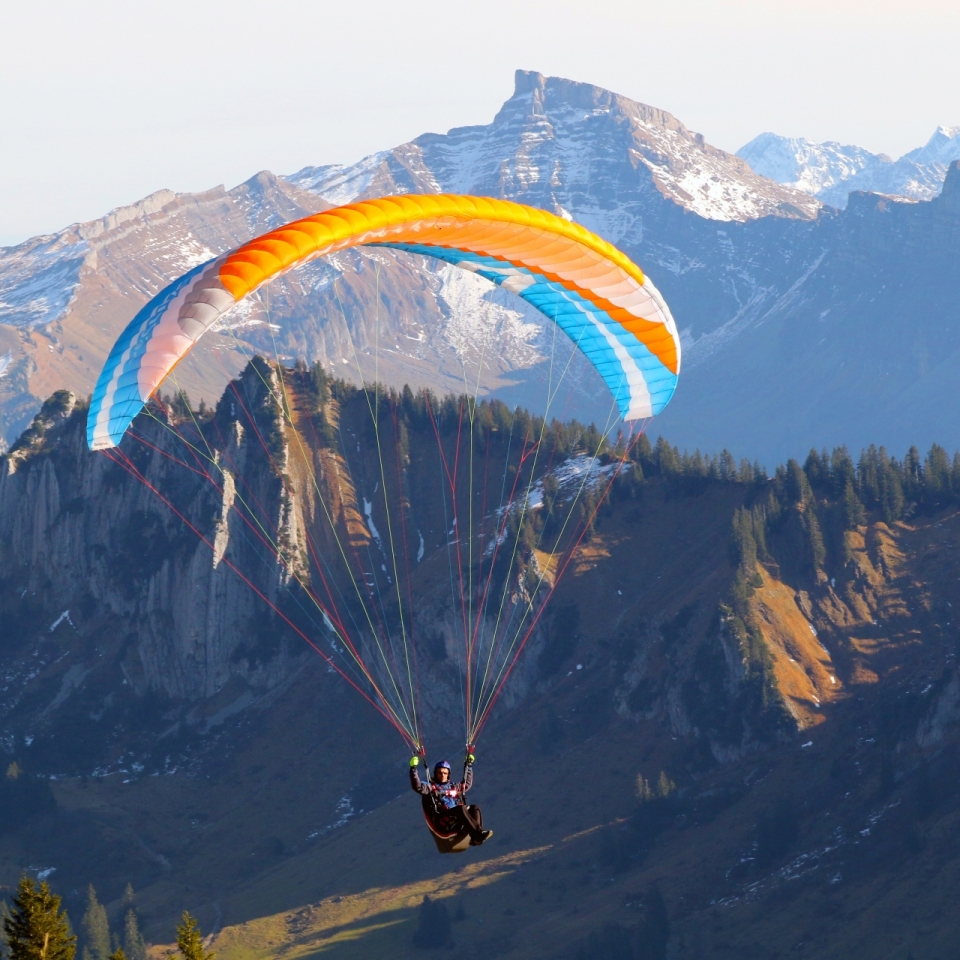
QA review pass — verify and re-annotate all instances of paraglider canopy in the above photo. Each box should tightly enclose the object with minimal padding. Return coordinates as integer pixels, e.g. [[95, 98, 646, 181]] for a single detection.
[[87, 194, 680, 452], [86, 193, 682, 758]]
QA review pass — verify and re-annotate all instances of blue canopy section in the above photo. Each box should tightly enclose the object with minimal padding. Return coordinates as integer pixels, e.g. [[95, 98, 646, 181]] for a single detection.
[[87, 259, 214, 449], [374, 242, 678, 419]]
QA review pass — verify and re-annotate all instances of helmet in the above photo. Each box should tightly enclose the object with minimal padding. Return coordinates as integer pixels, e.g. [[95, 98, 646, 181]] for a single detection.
[[434, 760, 451, 776]]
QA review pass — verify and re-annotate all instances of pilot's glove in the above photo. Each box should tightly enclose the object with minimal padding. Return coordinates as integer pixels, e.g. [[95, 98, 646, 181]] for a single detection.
[[465, 752, 476, 765], [409, 756, 420, 768]]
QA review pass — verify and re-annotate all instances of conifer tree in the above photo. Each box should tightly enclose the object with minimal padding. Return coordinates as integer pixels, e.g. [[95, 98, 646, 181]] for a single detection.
[[175, 913, 213, 960], [3, 876, 76, 960], [108, 950, 125, 960], [858, 446, 881, 506], [412, 896, 452, 948], [654, 436, 680, 476], [80, 887, 110, 960], [120, 886, 134, 913], [877, 448, 905, 522], [121, 911, 145, 960], [829, 447, 856, 496], [719, 449, 736, 481], [842, 481, 866, 529], [0, 899, 11, 958], [803, 506, 826, 575], [925, 444, 952, 509], [657, 771, 676, 798], [636, 774, 655, 803], [803, 448, 826, 489], [903, 446, 923, 501], [631, 433, 653, 469]]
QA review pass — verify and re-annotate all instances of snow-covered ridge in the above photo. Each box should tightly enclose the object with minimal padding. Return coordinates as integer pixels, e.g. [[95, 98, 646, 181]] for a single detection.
[[286, 69, 820, 225], [738, 126, 960, 208], [736, 133, 882, 197]]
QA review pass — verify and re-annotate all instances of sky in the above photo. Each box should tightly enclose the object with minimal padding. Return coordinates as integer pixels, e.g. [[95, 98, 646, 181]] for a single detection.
[[2, 0, 959, 245]]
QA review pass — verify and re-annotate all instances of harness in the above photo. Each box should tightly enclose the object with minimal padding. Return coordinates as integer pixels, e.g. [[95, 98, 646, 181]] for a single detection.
[[430, 779, 463, 810]]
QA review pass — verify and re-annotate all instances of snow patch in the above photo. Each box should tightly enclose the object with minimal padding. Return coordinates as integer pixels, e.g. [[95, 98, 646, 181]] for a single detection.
[[49, 610, 75, 632], [363, 498, 382, 545], [437, 264, 543, 370]]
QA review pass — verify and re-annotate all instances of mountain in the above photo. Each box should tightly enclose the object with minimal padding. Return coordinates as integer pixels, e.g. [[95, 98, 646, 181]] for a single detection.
[[671, 163, 960, 464], [6, 376, 960, 957], [735, 132, 885, 199], [289, 70, 820, 224], [0, 71, 820, 456], [0, 173, 326, 446], [739, 125, 960, 208], [4, 70, 960, 469]]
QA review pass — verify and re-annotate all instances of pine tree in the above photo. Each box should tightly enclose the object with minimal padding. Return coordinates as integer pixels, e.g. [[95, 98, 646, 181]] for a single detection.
[[631, 433, 653, 470], [803, 448, 826, 489], [842, 481, 866, 529], [803, 506, 827, 575], [656, 771, 676, 798], [3, 876, 76, 960], [412, 896, 452, 948], [925, 444, 952, 510], [0, 899, 11, 959], [636, 774, 655, 803], [878, 448, 905, 522], [80, 887, 109, 960], [654, 436, 680, 476], [858, 445, 881, 506], [903, 446, 923, 502], [175, 913, 213, 960], [829, 447, 856, 497], [785, 459, 816, 505], [121, 886, 134, 912], [121, 911, 145, 960]]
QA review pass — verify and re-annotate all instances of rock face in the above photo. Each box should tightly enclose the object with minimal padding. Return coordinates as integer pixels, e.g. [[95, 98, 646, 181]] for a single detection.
[[0, 390, 277, 702], [0, 368, 812, 771], [0, 367, 571, 742], [0, 172, 329, 447], [737, 132, 885, 201]]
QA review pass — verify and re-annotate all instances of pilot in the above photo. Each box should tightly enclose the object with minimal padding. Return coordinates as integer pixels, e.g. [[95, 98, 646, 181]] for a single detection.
[[409, 753, 492, 846]]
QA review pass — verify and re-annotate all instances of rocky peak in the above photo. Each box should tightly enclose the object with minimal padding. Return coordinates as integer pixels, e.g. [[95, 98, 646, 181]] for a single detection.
[[904, 124, 960, 166], [289, 70, 820, 224]]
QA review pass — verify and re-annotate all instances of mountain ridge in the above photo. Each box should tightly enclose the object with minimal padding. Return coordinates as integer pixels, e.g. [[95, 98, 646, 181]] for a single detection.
[[738, 124, 960, 208], [289, 70, 820, 225], [3, 71, 960, 469]]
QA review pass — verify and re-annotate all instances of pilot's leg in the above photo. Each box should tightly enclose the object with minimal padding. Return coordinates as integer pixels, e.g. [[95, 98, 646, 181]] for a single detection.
[[461, 804, 486, 843]]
